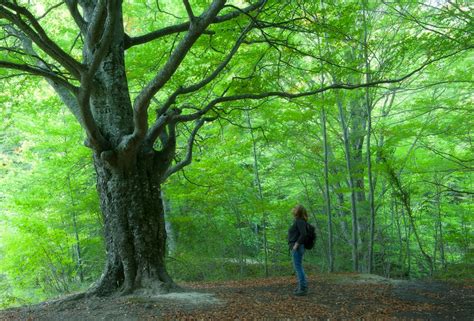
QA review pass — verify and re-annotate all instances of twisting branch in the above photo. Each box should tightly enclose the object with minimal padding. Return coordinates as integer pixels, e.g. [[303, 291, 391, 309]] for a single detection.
[[65, 0, 86, 34], [145, 108, 182, 148], [83, 0, 118, 81], [125, 0, 265, 49], [77, 0, 120, 152], [85, 0, 107, 50], [162, 118, 207, 182], [37, 2, 63, 20]]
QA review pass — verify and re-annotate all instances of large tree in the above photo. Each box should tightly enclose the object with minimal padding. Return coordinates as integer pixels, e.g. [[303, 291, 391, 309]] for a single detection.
[[0, 0, 272, 296], [1, 0, 471, 296]]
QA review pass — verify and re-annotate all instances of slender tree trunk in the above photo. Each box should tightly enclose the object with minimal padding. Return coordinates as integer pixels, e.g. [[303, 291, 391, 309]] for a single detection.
[[335, 93, 359, 272], [363, 0, 376, 274], [246, 111, 269, 277], [334, 185, 352, 245], [62, 108, 85, 283], [321, 143, 351, 244], [403, 207, 412, 277], [67, 173, 84, 283], [237, 212, 245, 277], [321, 104, 334, 272], [228, 198, 246, 277], [385, 162, 433, 276], [162, 191, 177, 256], [393, 200, 403, 272], [435, 178, 446, 270], [317, 0, 334, 272]]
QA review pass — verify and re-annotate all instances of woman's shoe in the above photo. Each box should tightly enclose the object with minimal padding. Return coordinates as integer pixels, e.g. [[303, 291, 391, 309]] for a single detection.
[[294, 287, 308, 296]]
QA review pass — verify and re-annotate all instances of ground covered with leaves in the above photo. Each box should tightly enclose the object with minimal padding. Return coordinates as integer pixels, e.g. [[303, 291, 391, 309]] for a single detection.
[[0, 273, 472, 320]]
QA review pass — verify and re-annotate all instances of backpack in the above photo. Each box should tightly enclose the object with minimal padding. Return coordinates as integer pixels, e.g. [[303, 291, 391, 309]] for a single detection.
[[304, 222, 316, 250]]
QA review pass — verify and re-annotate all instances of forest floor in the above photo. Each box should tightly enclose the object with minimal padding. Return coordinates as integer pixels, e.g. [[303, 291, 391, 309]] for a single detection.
[[0, 273, 472, 320]]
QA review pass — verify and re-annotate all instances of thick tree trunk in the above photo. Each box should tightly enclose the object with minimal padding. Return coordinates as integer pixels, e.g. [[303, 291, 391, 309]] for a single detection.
[[76, 3, 174, 296], [91, 154, 174, 296]]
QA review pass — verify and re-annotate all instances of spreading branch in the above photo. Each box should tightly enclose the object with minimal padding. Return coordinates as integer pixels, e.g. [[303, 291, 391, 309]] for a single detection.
[[124, 0, 265, 49], [129, 0, 227, 148], [0, 1, 84, 78], [0, 60, 76, 91], [144, 20, 256, 147], [3, 25, 86, 134], [173, 45, 473, 122]]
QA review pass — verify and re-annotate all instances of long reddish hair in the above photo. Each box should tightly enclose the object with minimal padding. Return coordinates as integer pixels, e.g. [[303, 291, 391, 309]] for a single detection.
[[292, 204, 308, 221]]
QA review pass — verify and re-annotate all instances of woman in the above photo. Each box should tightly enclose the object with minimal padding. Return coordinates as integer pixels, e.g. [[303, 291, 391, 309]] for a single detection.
[[288, 204, 308, 296]]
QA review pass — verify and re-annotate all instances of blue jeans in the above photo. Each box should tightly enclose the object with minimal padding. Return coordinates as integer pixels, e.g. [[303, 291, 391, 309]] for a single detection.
[[291, 245, 307, 289]]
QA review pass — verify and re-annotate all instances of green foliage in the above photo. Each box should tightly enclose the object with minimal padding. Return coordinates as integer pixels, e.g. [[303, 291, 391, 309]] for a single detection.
[[0, 81, 103, 307], [1, 0, 473, 308]]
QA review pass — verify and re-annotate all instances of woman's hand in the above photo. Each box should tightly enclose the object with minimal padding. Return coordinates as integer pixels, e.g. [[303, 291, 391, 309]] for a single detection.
[[293, 243, 299, 251]]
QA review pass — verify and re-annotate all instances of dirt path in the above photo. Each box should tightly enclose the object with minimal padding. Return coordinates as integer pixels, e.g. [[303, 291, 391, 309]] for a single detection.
[[0, 274, 472, 320]]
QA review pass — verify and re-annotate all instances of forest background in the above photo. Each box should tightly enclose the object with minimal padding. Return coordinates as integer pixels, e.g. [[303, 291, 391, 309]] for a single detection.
[[0, 0, 472, 308]]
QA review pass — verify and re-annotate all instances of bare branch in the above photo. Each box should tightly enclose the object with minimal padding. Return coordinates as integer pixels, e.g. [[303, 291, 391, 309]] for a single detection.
[[180, 21, 254, 94], [419, 141, 474, 169], [423, 180, 474, 195]]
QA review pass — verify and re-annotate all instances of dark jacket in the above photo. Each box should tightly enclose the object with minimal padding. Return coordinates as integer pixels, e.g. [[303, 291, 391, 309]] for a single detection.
[[288, 218, 307, 246]]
